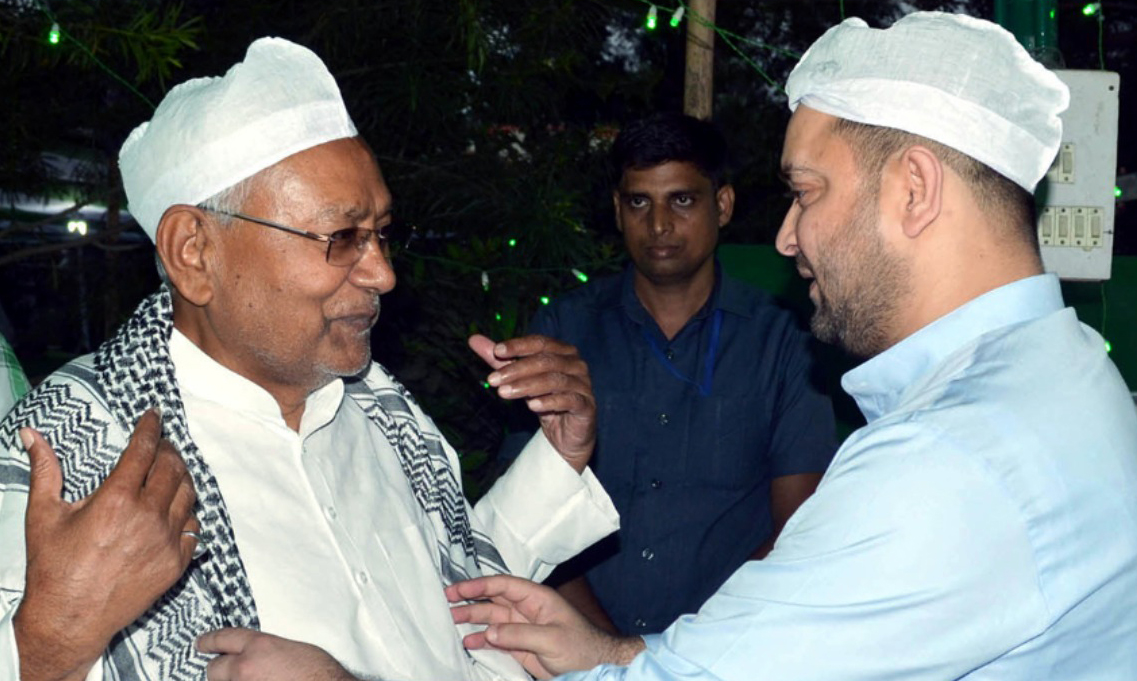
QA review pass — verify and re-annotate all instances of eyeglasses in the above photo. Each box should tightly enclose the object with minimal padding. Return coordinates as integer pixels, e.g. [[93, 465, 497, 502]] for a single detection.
[[200, 207, 403, 267]]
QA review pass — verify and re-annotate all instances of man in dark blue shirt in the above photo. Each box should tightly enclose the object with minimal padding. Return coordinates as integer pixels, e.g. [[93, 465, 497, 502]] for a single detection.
[[503, 113, 837, 635]]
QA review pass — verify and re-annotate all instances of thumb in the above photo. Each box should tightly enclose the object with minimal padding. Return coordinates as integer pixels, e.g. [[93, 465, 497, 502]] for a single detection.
[[468, 334, 510, 371], [22, 428, 64, 509]]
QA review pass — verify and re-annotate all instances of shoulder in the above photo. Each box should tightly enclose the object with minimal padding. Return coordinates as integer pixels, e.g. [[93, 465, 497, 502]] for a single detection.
[[791, 419, 1029, 559], [531, 272, 624, 335], [0, 354, 125, 493], [547, 272, 623, 313], [1, 354, 111, 437], [718, 273, 795, 327]]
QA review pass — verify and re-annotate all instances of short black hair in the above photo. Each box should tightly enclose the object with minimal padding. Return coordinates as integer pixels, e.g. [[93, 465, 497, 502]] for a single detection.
[[610, 112, 729, 188], [831, 118, 1038, 251]]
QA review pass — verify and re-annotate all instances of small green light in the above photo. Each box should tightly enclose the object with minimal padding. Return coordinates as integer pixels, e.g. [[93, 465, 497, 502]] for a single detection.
[[1115, 186, 1123, 199], [495, 312, 502, 321], [669, 6, 685, 27], [508, 238, 517, 248], [48, 22, 60, 45], [483, 381, 491, 389], [1105, 339, 1112, 353], [1082, 2, 1100, 16], [572, 268, 589, 283], [540, 296, 551, 305], [646, 5, 658, 30], [1050, 9, 1056, 19]]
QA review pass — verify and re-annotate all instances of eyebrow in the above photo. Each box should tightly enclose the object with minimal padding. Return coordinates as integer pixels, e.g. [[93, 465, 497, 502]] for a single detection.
[[313, 205, 392, 224], [778, 165, 818, 185]]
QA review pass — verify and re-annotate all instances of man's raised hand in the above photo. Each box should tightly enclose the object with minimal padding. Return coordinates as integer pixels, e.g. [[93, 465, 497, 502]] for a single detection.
[[469, 334, 596, 473], [14, 409, 200, 681]]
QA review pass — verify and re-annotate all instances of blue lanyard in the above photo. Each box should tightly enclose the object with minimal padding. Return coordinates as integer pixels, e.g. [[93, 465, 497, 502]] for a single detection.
[[641, 309, 723, 397]]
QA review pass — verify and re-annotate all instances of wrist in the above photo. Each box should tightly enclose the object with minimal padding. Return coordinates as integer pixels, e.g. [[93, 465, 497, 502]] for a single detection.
[[607, 635, 646, 666], [14, 601, 102, 681]]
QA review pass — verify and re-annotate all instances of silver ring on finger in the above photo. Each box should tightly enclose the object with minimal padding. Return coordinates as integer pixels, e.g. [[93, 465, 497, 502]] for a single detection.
[[182, 529, 209, 560]]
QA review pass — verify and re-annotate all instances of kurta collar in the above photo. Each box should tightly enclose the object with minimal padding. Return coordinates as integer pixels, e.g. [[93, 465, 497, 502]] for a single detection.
[[169, 328, 344, 436], [842, 274, 1065, 423]]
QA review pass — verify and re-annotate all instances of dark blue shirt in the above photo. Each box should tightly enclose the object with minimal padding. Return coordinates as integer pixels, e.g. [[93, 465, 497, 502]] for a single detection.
[[509, 262, 837, 634]]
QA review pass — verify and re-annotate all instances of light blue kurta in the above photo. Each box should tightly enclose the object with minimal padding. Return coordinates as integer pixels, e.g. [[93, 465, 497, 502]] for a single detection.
[[564, 274, 1137, 680]]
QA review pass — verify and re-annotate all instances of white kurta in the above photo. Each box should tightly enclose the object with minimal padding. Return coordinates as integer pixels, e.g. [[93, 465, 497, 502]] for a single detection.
[[0, 330, 619, 681]]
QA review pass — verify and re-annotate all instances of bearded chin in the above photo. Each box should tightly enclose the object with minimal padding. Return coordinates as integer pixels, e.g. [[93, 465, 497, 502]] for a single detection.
[[809, 294, 892, 359]]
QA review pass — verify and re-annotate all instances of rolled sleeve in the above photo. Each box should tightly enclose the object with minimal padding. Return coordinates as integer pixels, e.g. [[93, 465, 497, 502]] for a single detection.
[[475, 431, 619, 580]]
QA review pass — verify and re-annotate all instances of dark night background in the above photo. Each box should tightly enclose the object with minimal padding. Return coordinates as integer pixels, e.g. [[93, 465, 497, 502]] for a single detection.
[[2, 0, 1134, 487]]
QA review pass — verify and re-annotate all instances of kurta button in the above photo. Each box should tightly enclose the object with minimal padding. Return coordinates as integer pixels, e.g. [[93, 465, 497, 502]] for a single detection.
[[657, 413, 669, 426], [641, 548, 655, 561], [325, 505, 338, 520], [665, 349, 675, 360], [634, 618, 647, 629], [651, 479, 663, 489], [356, 570, 369, 585]]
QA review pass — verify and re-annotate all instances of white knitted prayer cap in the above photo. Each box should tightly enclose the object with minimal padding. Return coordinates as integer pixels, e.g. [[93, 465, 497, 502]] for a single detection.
[[119, 37, 358, 241], [785, 12, 1069, 192]]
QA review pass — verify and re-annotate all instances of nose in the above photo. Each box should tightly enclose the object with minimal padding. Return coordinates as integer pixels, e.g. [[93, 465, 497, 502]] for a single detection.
[[775, 202, 800, 257], [350, 234, 397, 294], [649, 207, 672, 236]]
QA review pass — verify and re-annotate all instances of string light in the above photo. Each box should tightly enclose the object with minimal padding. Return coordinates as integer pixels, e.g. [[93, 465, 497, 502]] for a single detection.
[[481, 270, 490, 291], [482, 381, 491, 389], [669, 6, 685, 28], [1116, 186, 1124, 199], [539, 296, 551, 305], [646, 5, 658, 30], [494, 313, 502, 321], [36, 10, 156, 108], [572, 268, 589, 283], [507, 238, 517, 248], [1105, 340, 1112, 353], [1082, 3, 1101, 16]]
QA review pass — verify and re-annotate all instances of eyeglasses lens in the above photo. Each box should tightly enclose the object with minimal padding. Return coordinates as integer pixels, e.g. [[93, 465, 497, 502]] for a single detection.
[[327, 228, 392, 266]]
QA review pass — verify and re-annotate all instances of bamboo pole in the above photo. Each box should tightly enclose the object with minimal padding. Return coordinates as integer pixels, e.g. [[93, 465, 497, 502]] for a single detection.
[[683, 0, 716, 120]]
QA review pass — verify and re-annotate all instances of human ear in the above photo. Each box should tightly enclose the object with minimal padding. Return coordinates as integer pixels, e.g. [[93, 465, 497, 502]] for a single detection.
[[154, 205, 216, 306], [612, 190, 624, 233], [715, 184, 736, 227], [896, 146, 943, 239]]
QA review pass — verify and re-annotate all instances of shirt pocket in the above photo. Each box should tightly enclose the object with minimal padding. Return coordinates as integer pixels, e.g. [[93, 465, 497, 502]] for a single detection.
[[685, 394, 770, 491]]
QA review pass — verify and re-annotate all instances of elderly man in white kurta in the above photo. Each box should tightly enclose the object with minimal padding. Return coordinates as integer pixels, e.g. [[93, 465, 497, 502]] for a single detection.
[[0, 37, 618, 681]]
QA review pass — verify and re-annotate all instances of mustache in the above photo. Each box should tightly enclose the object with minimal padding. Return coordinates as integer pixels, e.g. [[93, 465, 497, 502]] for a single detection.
[[795, 255, 815, 278]]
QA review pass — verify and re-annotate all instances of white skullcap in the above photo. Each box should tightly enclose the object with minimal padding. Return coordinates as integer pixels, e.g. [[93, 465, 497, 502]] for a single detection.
[[119, 37, 357, 241], [785, 12, 1069, 192]]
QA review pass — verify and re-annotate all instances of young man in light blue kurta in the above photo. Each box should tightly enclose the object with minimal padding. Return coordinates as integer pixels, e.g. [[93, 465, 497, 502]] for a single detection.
[[441, 11, 1137, 681]]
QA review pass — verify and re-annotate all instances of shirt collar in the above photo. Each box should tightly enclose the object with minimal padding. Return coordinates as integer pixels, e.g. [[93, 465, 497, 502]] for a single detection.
[[169, 328, 344, 436], [842, 274, 1065, 423], [618, 257, 750, 325]]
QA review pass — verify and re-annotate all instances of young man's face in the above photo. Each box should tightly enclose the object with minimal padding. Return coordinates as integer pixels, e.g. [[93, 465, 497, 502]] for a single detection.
[[613, 160, 734, 289], [775, 106, 908, 357]]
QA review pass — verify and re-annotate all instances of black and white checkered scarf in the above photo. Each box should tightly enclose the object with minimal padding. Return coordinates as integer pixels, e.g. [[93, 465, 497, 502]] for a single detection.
[[0, 285, 506, 678]]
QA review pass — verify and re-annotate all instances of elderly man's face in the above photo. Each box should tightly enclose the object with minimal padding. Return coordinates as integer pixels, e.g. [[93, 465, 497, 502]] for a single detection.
[[775, 107, 907, 357], [205, 137, 396, 394]]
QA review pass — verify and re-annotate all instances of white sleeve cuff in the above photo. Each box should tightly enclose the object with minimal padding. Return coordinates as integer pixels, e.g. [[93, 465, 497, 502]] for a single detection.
[[477, 431, 619, 576], [0, 604, 19, 681]]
